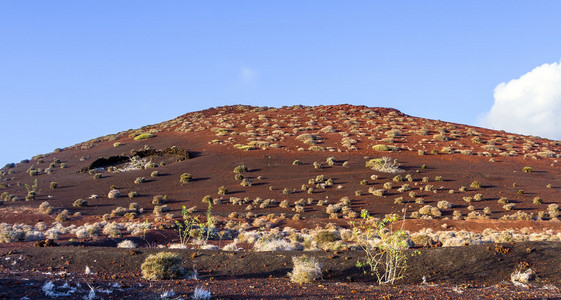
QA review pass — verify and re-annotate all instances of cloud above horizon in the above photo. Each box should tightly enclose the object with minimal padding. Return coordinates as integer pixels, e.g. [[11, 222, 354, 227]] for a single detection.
[[481, 60, 561, 140], [239, 66, 260, 84]]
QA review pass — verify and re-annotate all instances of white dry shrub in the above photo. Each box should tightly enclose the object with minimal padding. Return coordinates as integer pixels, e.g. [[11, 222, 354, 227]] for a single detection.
[[254, 236, 295, 251], [160, 290, 176, 299], [237, 231, 259, 244], [102, 222, 123, 238], [117, 240, 137, 248], [24, 230, 45, 241], [35, 222, 48, 231], [74, 227, 89, 239], [45, 228, 61, 240], [288, 255, 322, 284], [0, 224, 24, 243], [201, 244, 219, 250], [86, 223, 102, 237], [365, 157, 403, 173], [192, 286, 212, 300], [441, 237, 469, 247], [511, 266, 535, 287], [126, 222, 148, 236], [118, 156, 149, 172], [169, 243, 188, 249], [222, 240, 241, 251]]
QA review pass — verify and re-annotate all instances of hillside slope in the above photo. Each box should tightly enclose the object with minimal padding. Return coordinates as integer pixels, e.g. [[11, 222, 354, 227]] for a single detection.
[[1, 104, 561, 238]]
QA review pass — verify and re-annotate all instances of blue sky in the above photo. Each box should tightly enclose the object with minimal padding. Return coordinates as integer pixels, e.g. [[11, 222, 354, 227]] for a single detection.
[[2, 2, 561, 166]]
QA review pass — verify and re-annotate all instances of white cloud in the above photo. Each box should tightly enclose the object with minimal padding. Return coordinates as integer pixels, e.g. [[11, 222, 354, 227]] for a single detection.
[[481, 60, 561, 140], [239, 66, 259, 83]]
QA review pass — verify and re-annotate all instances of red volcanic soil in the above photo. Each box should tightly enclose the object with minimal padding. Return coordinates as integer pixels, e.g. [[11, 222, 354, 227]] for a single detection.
[[2, 104, 561, 298]]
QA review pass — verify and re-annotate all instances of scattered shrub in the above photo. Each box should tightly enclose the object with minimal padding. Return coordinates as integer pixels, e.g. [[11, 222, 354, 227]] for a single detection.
[[73, 198, 88, 207], [124, 212, 137, 220], [201, 195, 212, 204], [39, 201, 52, 214], [153, 205, 170, 215], [180, 173, 192, 183], [110, 207, 128, 217], [365, 157, 403, 173], [141, 252, 184, 280], [241, 178, 252, 187], [25, 191, 35, 201], [470, 181, 482, 189], [134, 133, 155, 141], [289, 255, 322, 284], [233, 165, 248, 174], [372, 144, 397, 151], [153, 195, 166, 205], [192, 287, 212, 300], [55, 211, 68, 222], [49, 182, 58, 189], [437, 201, 452, 210], [218, 186, 228, 195], [117, 240, 136, 248], [108, 189, 121, 199]]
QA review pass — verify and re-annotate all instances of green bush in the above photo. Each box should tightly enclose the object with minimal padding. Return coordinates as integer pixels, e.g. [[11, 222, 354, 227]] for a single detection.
[[180, 173, 192, 183], [372, 144, 390, 151], [134, 133, 155, 141], [313, 230, 340, 247], [152, 195, 166, 205], [218, 186, 228, 195], [73, 198, 88, 207], [202, 195, 213, 204], [241, 178, 252, 187], [470, 181, 482, 189], [55, 211, 68, 222], [233, 165, 248, 174], [141, 252, 184, 280]]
